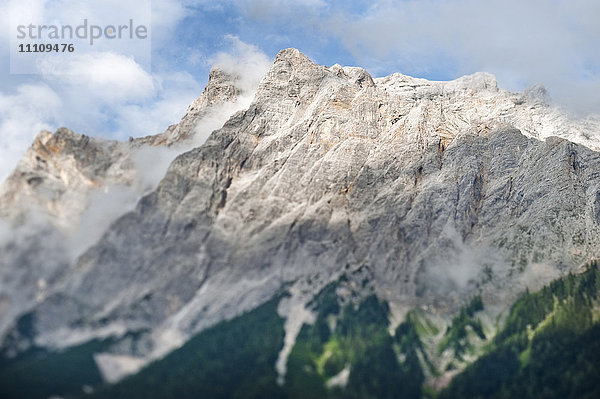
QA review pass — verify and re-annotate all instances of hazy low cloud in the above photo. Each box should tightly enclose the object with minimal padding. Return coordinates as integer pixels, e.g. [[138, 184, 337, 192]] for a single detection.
[[324, 0, 600, 115], [67, 184, 142, 259], [415, 226, 507, 304], [110, 71, 203, 141]]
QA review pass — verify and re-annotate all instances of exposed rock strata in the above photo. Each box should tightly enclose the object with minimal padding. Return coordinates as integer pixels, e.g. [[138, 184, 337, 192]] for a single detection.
[[1, 49, 599, 381]]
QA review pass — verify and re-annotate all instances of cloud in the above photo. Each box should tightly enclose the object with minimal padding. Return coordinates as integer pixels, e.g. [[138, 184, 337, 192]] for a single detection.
[[39, 52, 156, 102], [150, 0, 189, 47], [114, 72, 204, 138], [0, 209, 73, 337], [239, 0, 327, 22], [415, 226, 507, 305], [0, 84, 61, 182], [0, 0, 199, 182], [66, 184, 142, 259], [211, 35, 272, 95], [323, 0, 600, 114]]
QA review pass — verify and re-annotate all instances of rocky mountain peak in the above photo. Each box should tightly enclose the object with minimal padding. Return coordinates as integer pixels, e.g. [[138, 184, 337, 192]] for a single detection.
[[201, 66, 243, 105], [1, 48, 600, 395], [524, 83, 551, 106], [449, 71, 498, 92], [0, 127, 133, 228], [274, 47, 314, 66], [137, 65, 253, 147]]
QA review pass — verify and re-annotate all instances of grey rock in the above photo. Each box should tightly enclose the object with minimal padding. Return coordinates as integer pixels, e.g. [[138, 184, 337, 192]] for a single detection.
[[1, 48, 600, 380], [0, 65, 252, 343]]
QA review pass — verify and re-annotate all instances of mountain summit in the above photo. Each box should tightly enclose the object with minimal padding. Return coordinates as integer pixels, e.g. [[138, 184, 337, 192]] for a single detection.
[[1, 49, 600, 398]]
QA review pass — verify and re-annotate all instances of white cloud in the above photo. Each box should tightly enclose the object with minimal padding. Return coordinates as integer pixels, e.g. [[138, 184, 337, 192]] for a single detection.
[[416, 226, 508, 301], [150, 0, 189, 47], [0, 0, 200, 182], [66, 184, 141, 259], [39, 52, 156, 102], [114, 71, 203, 138], [324, 0, 600, 114], [0, 84, 61, 182], [211, 35, 272, 94]]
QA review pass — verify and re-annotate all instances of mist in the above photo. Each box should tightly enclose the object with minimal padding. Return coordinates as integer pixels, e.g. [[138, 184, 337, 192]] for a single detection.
[[415, 226, 507, 307]]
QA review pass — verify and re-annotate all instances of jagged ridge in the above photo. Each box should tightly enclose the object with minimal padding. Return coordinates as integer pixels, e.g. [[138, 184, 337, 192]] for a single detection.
[[0, 48, 600, 396]]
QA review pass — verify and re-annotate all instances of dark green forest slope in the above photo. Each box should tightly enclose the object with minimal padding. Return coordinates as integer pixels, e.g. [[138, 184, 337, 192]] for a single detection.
[[1, 262, 599, 399], [441, 261, 600, 399]]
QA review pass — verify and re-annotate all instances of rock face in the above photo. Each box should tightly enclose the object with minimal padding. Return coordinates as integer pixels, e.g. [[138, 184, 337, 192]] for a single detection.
[[0, 128, 133, 229], [1, 48, 600, 384], [0, 67, 248, 230], [0, 66, 253, 344]]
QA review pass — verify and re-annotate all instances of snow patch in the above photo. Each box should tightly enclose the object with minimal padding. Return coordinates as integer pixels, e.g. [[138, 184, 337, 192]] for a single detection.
[[326, 365, 350, 389], [387, 301, 410, 335], [94, 353, 146, 383], [275, 292, 316, 385]]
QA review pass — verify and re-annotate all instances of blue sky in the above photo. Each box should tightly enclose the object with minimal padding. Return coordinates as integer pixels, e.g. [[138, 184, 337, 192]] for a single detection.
[[1, 0, 599, 181]]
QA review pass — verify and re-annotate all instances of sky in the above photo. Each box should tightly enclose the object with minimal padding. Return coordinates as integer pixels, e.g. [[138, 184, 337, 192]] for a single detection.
[[0, 0, 599, 182]]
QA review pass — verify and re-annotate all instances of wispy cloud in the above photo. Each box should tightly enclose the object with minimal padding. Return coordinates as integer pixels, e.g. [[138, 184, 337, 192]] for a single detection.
[[238, 0, 327, 22], [210, 35, 272, 95], [323, 0, 600, 114]]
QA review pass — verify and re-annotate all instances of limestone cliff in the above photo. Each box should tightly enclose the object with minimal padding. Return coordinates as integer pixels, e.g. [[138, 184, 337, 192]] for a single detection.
[[1, 48, 599, 387]]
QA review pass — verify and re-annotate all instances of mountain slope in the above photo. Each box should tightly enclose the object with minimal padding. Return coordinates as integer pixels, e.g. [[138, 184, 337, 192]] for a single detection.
[[0, 66, 256, 343], [14, 261, 592, 399], [441, 261, 600, 399], [0, 48, 599, 397]]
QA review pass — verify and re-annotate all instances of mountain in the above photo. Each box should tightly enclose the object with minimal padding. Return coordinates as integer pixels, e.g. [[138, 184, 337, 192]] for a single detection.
[[1, 48, 600, 399], [0, 66, 252, 346]]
